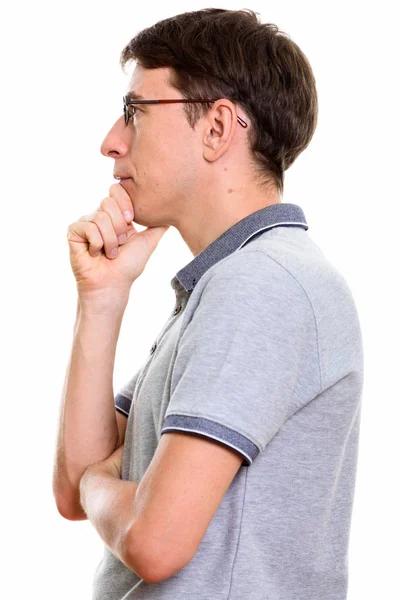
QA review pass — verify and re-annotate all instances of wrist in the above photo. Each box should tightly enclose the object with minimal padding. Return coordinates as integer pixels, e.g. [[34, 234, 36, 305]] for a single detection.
[[86, 460, 118, 479], [78, 288, 130, 317]]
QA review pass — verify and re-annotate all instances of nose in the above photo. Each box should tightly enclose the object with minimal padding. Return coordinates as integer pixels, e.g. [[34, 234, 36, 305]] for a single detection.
[[100, 115, 130, 158]]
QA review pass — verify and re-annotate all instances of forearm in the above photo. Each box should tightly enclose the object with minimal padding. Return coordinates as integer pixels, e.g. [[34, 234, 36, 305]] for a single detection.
[[53, 292, 129, 519], [79, 463, 139, 571]]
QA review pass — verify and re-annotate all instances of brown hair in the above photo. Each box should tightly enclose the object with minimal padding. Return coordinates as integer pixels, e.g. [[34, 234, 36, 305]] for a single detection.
[[120, 8, 318, 195]]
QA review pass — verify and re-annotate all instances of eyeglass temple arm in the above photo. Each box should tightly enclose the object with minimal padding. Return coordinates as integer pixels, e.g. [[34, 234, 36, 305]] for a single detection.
[[124, 97, 248, 127]]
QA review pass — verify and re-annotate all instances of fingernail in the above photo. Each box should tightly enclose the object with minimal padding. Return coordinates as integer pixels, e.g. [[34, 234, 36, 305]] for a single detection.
[[118, 234, 127, 244], [123, 210, 133, 221], [110, 248, 117, 257]]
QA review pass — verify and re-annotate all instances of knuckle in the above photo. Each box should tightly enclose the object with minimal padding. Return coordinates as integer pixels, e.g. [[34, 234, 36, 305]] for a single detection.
[[100, 196, 112, 210], [87, 221, 98, 233], [94, 210, 109, 224]]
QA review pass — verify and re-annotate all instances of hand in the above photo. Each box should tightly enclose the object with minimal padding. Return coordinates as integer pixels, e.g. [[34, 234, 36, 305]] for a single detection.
[[66, 183, 170, 298], [87, 443, 125, 480], [79, 443, 125, 517], [106, 443, 125, 479]]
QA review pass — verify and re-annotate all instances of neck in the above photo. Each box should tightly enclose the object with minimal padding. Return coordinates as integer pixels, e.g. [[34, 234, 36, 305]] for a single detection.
[[175, 181, 281, 256]]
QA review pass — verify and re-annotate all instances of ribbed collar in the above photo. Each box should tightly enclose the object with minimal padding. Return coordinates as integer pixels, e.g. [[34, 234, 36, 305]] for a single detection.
[[171, 202, 308, 294]]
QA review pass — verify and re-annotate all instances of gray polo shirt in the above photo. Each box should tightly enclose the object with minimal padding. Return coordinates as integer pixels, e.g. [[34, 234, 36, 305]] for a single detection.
[[92, 202, 364, 600]]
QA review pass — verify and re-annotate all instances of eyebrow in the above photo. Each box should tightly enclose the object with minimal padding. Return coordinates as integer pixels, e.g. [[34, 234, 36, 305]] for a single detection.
[[125, 90, 146, 101]]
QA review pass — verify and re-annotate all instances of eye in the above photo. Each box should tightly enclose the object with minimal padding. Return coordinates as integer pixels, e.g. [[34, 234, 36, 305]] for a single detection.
[[125, 104, 140, 122]]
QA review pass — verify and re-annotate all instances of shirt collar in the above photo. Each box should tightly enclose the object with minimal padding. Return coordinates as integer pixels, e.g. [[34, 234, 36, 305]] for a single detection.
[[171, 202, 308, 294]]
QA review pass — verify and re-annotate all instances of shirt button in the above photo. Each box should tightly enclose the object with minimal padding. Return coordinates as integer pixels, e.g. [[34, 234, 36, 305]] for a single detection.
[[173, 305, 182, 315], [150, 342, 157, 355]]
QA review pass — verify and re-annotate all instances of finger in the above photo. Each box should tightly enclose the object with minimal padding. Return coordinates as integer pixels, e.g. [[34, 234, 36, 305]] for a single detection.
[[82, 209, 119, 259], [100, 195, 131, 243], [67, 221, 104, 257], [137, 225, 170, 251], [109, 183, 135, 223]]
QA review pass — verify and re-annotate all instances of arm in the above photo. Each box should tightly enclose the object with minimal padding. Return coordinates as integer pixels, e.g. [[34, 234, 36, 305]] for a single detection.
[[122, 432, 243, 583], [52, 292, 129, 521], [79, 446, 141, 576], [78, 434, 243, 585], [79, 443, 156, 582]]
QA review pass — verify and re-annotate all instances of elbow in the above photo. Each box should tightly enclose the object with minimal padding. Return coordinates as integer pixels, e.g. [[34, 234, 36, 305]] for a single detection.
[[53, 487, 88, 521], [122, 519, 190, 584], [52, 473, 88, 521], [54, 497, 88, 521]]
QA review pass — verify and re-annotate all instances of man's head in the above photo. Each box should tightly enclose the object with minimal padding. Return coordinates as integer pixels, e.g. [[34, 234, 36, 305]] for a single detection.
[[100, 9, 318, 249]]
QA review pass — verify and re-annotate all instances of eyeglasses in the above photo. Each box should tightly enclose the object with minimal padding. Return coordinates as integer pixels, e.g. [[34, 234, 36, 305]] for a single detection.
[[123, 96, 248, 128]]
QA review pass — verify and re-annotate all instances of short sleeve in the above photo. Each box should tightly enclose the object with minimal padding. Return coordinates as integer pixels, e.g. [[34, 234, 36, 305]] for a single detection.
[[161, 251, 319, 466], [114, 367, 142, 417]]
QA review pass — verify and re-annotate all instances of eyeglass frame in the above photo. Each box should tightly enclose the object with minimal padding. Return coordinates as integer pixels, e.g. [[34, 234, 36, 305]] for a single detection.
[[123, 96, 248, 128]]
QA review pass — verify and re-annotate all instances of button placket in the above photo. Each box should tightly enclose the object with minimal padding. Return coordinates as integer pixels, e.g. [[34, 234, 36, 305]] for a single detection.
[[149, 299, 185, 356]]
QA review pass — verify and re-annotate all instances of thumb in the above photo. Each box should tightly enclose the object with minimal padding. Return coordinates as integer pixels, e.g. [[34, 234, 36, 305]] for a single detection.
[[137, 225, 170, 249]]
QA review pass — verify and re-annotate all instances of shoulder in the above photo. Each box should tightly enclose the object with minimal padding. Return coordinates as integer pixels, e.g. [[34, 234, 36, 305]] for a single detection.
[[196, 247, 313, 313]]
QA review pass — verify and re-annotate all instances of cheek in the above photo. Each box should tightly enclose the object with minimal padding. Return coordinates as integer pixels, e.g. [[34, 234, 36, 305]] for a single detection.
[[177, 141, 199, 187], [136, 121, 198, 188]]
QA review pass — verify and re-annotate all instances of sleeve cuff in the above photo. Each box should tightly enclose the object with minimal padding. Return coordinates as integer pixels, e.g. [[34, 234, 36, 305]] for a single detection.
[[161, 414, 260, 466], [114, 394, 132, 417]]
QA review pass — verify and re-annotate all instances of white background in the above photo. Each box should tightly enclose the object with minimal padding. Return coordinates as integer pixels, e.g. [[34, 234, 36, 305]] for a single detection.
[[1, 1, 399, 598]]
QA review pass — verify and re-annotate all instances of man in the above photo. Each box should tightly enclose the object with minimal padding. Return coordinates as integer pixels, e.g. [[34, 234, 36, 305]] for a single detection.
[[52, 8, 364, 600]]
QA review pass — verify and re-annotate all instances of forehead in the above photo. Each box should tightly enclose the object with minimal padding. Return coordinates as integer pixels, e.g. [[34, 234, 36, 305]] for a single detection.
[[126, 64, 175, 99]]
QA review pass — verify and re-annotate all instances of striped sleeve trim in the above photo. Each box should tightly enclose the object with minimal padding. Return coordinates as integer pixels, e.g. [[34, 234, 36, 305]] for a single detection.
[[161, 414, 260, 466], [114, 394, 132, 417]]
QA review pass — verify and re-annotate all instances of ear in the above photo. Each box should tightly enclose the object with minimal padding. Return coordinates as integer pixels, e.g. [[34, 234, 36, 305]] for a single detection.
[[202, 99, 239, 163]]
